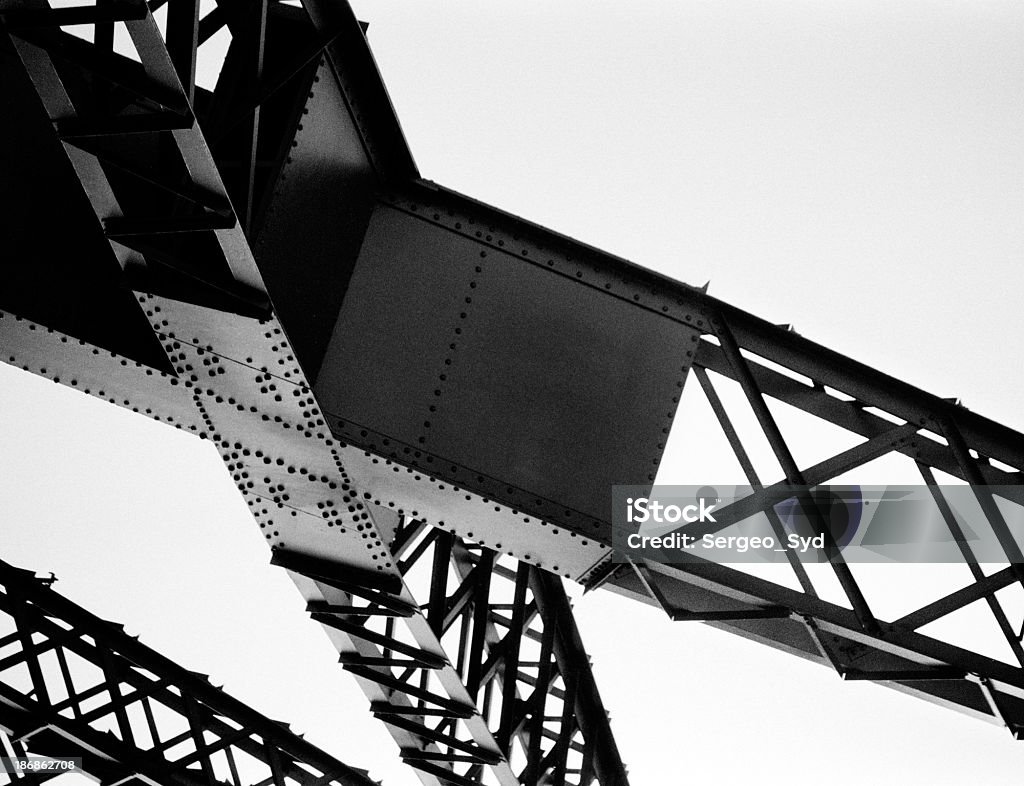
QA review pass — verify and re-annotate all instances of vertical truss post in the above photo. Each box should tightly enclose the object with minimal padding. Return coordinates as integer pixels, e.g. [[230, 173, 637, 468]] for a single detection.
[[98, 649, 136, 748], [166, 0, 199, 102], [549, 669, 577, 786], [522, 592, 554, 786], [93, 0, 114, 115], [428, 531, 455, 638], [495, 564, 529, 754], [465, 549, 493, 703], [940, 417, 1024, 585], [237, 0, 267, 234]]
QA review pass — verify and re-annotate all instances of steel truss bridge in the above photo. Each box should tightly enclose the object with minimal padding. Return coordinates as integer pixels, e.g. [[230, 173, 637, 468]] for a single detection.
[[0, 1, 1023, 784]]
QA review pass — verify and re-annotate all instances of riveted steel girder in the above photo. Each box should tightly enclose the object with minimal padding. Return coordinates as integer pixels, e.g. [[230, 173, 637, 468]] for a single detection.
[[1, 0, 1024, 773], [0, 2, 628, 784]]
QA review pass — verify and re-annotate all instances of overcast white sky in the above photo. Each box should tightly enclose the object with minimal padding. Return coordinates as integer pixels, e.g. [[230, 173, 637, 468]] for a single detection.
[[3, 2, 1024, 784]]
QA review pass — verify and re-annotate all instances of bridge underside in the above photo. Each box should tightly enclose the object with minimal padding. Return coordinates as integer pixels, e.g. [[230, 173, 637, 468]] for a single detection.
[[0, 560, 380, 786], [1, 1, 1024, 784]]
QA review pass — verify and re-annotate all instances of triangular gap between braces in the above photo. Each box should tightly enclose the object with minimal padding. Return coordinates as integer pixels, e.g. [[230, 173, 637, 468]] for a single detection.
[[656, 370, 806, 593], [113, 21, 141, 63], [918, 596, 1021, 667], [657, 367, 781, 488], [764, 394, 867, 480]]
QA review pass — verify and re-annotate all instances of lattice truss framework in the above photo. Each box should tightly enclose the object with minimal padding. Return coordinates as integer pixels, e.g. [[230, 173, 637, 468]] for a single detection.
[[0, 561, 379, 786], [0, 2, 627, 785], [275, 524, 623, 786], [593, 301, 1024, 734], [0, 1, 1023, 784], [366, 174, 1024, 737]]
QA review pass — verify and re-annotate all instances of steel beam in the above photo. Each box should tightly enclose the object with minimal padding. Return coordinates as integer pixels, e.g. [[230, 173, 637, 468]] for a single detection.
[[2, 0, 1024, 771], [0, 560, 379, 786], [275, 524, 628, 786]]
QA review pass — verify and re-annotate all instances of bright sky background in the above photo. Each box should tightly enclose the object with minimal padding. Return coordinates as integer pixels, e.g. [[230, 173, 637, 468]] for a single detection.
[[3, 2, 1024, 784]]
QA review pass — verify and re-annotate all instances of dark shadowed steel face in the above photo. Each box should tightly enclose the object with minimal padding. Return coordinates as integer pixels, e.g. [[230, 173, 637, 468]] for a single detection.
[[314, 205, 698, 542]]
